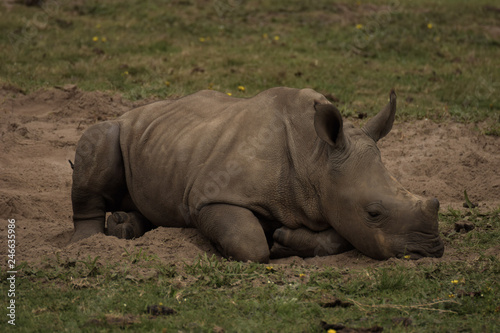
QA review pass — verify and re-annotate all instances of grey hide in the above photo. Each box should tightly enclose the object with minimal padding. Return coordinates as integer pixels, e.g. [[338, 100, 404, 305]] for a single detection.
[[70, 87, 444, 263]]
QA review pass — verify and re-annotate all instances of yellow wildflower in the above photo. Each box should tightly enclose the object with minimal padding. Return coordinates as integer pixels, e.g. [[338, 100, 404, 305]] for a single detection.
[[403, 255, 410, 259], [164, 81, 171, 87], [123, 71, 129, 76], [451, 280, 458, 284], [448, 294, 455, 298], [199, 37, 206, 42], [238, 85, 245, 92], [101, 37, 107, 42], [427, 23, 433, 29], [159, 302, 163, 306], [274, 35, 280, 41], [299, 273, 306, 278], [226, 92, 232, 96], [266, 266, 273, 271], [92, 36, 98, 42], [356, 24, 363, 29], [328, 329, 337, 333]]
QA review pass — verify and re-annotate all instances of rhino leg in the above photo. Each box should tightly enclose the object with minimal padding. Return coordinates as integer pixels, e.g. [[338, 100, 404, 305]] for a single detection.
[[70, 121, 127, 243], [107, 211, 154, 239], [197, 204, 270, 263], [270, 227, 354, 259]]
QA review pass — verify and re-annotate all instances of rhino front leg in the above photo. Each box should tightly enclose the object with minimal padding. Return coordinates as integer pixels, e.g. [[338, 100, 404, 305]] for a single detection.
[[270, 227, 354, 259], [70, 121, 126, 243], [197, 204, 270, 263]]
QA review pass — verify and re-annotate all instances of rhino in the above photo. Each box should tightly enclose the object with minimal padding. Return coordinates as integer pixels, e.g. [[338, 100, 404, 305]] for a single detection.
[[70, 87, 444, 263]]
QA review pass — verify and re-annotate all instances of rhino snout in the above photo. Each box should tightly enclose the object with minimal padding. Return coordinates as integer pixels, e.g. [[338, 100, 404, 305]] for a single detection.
[[426, 198, 440, 213], [397, 235, 444, 259], [417, 198, 439, 219], [417, 198, 440, 233]]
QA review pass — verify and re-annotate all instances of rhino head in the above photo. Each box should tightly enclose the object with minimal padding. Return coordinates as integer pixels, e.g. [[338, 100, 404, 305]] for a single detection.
[[313, 91, 444, 259]]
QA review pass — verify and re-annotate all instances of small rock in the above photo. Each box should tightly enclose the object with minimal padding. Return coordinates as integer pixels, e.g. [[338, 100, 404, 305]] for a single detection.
[[357, 112, 368, 119], [319, 296, 353, 308], [321, 321, 383, 332], [392, 317, 412, 327], [463, 201, 478, 208], [191, 67, 205, 74], [55, 84, 78, 92], [454, 221, 475, 233], [146, 304, 176, 316]]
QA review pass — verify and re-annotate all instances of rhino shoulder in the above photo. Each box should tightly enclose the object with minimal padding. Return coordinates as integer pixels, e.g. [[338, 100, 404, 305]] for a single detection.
[[295, 88, 330, 105], [255, 87, 329, 116], [185, 89, 232, 100]]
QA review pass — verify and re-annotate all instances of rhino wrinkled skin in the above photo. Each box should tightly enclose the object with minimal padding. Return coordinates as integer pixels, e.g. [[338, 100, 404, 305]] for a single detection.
[[70, 87, 444, 263]]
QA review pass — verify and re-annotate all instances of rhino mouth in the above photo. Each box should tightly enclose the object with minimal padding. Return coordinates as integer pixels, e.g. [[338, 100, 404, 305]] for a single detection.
[[396, 236, 445, 259]]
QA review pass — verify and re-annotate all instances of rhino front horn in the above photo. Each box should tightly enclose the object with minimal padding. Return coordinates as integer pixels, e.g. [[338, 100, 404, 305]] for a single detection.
[[363, 90, 397, 142]]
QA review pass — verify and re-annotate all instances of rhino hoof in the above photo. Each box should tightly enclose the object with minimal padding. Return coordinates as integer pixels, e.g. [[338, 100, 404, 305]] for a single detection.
[[270, 242, 296, 259], [107, 212, 138, 239]]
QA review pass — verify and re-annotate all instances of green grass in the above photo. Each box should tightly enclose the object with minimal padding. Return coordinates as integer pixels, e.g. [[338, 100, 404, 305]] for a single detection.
[[1, 207, 499, 333], [1, 0, 499, 130], [1, 1, 500, 331], [1, 208, 499, 332]]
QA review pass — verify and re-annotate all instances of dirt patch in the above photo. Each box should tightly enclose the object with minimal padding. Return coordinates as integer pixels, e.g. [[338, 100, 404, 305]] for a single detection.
[[0, 86, 499, 269]]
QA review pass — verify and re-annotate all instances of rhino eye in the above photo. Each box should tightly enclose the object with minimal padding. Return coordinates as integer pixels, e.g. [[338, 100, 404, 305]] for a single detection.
[[365, 203, 385, 221]]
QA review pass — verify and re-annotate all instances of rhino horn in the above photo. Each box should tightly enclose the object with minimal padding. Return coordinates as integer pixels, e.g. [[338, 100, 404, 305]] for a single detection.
[[314, 103, 345, 148], [363, 89, 397, 142]]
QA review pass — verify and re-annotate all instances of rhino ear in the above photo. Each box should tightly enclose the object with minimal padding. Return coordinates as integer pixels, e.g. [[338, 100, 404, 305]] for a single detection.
[[314, 103, 345, 148], [363, 90, 397, 142]]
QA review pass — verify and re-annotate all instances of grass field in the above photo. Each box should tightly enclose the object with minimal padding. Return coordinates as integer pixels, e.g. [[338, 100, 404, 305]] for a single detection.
[[2, 208, 500, 333], [1, 0, 499, 332], [1, 0, 499, 124]]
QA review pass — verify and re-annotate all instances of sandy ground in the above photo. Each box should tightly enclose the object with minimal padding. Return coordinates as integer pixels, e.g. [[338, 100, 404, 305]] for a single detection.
[[1, 85, 499, 270]]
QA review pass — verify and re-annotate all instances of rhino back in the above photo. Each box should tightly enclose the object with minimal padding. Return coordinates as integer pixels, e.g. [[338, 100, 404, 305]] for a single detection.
[[118, 88, 329, 228]]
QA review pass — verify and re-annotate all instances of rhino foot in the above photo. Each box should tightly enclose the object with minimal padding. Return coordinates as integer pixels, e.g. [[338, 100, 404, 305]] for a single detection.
[[270, 227, 354, 259], [70, 218, 105, 243], [107, 211, 153, 239]]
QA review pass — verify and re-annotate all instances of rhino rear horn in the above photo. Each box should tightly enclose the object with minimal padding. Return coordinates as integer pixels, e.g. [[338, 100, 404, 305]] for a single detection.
[[363, 90, 397, 142], [314, 103, 345, 148]]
